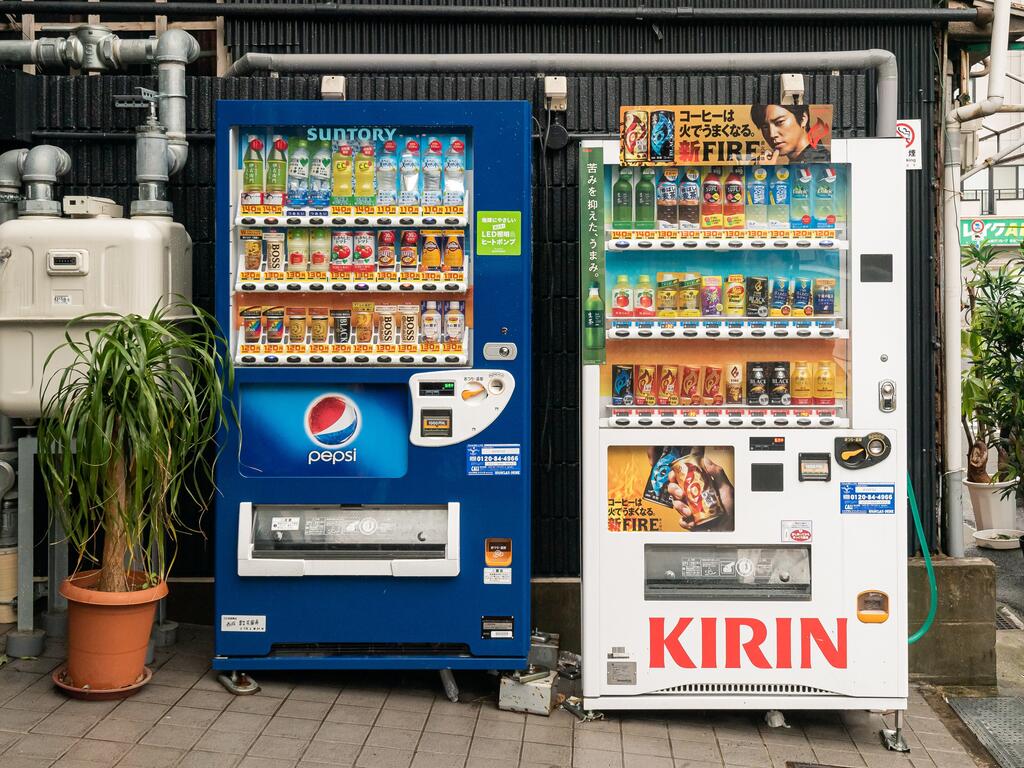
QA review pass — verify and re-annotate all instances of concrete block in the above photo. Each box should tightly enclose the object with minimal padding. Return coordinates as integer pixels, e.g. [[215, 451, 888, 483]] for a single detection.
[[909, 556, 995, 623], [908, 557, 996, 686]]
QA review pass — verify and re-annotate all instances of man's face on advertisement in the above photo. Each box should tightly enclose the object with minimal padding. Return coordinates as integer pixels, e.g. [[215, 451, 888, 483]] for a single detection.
[[760, 106, 806, 158]]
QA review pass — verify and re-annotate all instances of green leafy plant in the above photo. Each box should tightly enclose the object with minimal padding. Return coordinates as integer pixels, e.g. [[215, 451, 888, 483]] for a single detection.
[[36, 300, 233, 593], [961, 241, 1024, 492]]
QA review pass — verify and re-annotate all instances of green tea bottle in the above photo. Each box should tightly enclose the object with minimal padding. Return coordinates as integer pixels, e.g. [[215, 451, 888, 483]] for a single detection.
[[242, 138, 264, 193], [634, 167, 656, 229], [584, 281, 605, 350], [612, 168, 634, 228]]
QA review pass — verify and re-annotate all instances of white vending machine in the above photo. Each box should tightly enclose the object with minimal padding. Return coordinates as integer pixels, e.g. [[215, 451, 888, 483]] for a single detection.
[[580, 107, 907, 714]]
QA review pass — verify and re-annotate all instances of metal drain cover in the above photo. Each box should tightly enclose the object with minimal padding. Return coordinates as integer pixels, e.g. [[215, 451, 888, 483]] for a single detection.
[[948, 697, 1024, 768]]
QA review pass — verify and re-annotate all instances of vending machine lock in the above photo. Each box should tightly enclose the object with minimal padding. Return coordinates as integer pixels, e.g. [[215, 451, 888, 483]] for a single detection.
[[834, 433, 891, 469], [878, 379, 897, 412]]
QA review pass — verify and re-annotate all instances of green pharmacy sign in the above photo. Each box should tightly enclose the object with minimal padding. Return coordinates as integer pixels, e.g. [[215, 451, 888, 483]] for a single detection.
[[960, 216, 1024, 248]]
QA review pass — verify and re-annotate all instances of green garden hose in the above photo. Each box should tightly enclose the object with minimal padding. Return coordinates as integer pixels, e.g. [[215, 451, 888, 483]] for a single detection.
[[907, 474, 937, 644]]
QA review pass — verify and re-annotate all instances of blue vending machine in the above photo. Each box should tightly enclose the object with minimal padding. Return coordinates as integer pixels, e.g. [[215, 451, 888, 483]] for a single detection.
[[213, 101, 532, 675]]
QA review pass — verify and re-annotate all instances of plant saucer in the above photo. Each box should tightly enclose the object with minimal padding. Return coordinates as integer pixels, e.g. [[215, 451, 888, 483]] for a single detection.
[[51, 665, 153, 700]]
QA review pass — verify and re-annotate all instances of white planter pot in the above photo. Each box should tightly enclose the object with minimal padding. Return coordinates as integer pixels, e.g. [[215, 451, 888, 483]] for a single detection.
[[963, 478, 1020, 531]]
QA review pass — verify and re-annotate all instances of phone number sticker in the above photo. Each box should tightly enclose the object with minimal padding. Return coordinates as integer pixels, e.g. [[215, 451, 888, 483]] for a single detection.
[[840, 483, 895, 514], [467, 444, 522, 476]]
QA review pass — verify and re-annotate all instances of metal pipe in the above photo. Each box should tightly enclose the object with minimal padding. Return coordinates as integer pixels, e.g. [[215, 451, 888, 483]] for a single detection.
[[0, 25, 199, 214], [17, 145, 71, 217], [154, 29, 199, 178], [944, 0, 1012, 557], [961, 136, 1024, 182], [0, 149, 27, 226], [0, 2, 981, 22], [226, 50, 899, 138], [0, 416, 13, 451], [0, 37, 80, 70]]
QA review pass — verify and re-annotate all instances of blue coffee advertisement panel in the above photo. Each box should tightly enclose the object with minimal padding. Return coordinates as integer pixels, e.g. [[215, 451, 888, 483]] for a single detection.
[[239, 383, 409, 478]]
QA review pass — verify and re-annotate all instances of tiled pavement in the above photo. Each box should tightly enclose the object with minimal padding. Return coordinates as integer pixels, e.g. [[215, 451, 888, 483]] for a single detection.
[[0, 623, 989, 768]]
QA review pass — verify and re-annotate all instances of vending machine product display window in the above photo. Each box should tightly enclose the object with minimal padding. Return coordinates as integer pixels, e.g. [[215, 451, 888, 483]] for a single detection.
[[214, 101, 532, 674], [231, 123, 474, 368], [581, 106, 907, 711]]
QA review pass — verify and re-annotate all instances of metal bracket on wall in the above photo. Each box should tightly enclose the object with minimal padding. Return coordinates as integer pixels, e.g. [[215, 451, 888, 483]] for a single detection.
[[320, 75, 346, 100]]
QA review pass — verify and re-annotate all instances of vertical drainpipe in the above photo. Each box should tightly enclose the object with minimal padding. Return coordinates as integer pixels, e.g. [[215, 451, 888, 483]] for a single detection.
[[943, 0, 1011, 556]]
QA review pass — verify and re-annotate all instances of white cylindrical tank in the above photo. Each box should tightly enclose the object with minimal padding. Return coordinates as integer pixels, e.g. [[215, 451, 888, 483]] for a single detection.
[[0, 201, 192, 418]]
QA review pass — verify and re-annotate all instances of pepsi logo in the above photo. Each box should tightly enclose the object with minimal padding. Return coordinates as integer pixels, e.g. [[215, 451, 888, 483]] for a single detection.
[[305, 394, 361, 448]]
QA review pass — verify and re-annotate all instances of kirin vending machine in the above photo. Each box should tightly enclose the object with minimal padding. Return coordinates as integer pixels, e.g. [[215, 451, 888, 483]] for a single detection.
[[581, 104, 907, 712], [214, 100, 531, 675]]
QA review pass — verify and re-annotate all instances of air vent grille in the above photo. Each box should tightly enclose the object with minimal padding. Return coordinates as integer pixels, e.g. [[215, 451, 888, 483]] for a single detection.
[[654, 682, 834, 696]]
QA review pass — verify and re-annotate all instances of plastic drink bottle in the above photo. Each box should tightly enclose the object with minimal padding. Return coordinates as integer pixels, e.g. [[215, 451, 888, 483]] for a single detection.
[[723, 167, 745, 229], [308, 142, 332, 207], [767, 167, 791, 227], [700, 166, 723, 229], [331, 143, 354, 200], [421, 138, 443, 205], [612, 169, 633, 228], [584, 281, 605, 350], [790, 165, 813, 228], [444, 300, 465, 342], [399, 139, 421, 205], [354, 142, 376, 199], [745, 166, 769, 228], [812, 165, 838, 228], [243, 138, 264, 193], [611, 275, 633, 317], [421, 301, 442, 342], [679, 167, 701, 230], [308, 227, 330, 271], [634, 274, 655, 317], [266, 138, 288, 198], [656, 168, 680, 229], [286, 139, 310, 206], [634, 168, 656, 229], [376, 140, 398, 205], [442, 138, 466, 205]]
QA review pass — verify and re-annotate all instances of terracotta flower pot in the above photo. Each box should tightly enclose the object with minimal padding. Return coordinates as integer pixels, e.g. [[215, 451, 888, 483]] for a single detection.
[[59, 570, 168, 692]]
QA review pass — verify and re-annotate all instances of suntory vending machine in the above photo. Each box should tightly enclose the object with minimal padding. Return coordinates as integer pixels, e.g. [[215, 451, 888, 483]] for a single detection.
[[581, 104, 907, 711], [213, 101, 532, 673]]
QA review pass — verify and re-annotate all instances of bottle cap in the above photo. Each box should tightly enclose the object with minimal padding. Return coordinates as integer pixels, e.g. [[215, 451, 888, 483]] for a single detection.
[[249, 138, 264, 151], [274, 138, 288, 151]]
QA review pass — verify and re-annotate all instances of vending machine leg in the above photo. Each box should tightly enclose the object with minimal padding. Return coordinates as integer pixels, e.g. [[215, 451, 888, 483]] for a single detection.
[[880, 710, 911, 753], [439, 668, 459, 703], [218, 670, 261, 696]]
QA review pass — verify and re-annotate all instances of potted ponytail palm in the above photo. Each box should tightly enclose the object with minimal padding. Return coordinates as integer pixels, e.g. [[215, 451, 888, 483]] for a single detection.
[[37, 301, 232, 695]]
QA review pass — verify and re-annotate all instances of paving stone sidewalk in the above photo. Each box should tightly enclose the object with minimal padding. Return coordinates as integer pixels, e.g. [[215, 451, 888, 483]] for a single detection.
[[0, 623, 987, 768]]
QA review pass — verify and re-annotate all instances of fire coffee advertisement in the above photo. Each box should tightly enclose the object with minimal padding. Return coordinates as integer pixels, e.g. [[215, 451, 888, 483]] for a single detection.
[[607, 445, 736, 532], [619, 105, 833, 166]]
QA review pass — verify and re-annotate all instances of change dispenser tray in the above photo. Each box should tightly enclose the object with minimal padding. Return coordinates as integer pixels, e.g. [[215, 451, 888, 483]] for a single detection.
[[238, 503, 460, 578]]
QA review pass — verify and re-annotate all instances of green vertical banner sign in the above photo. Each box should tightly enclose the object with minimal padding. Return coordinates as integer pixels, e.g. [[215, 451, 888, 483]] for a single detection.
[[580, 146, 606, 365]]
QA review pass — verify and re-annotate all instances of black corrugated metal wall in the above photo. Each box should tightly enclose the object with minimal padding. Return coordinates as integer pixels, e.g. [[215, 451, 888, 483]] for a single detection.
[[26, 0, 941, 578]]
